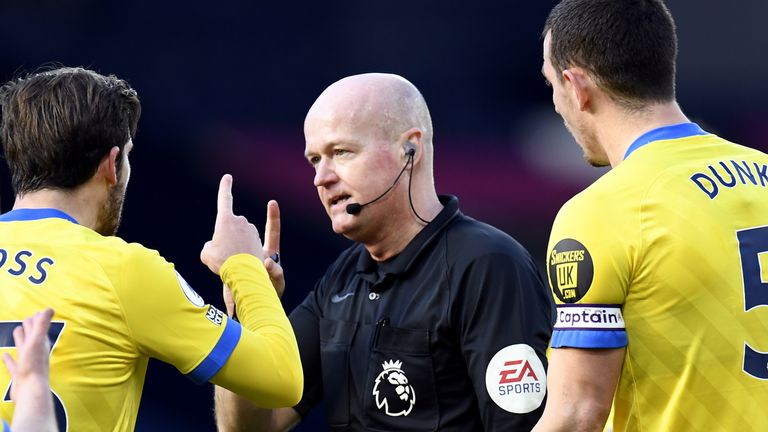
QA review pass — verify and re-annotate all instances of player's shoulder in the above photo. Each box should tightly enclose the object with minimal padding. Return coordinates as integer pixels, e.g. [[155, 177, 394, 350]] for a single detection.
[[82, 234, 174, 279], [692, 135, 768, 167], [627, 133, 768, 199], [554, 174, 615, 222], [554, 140, 680, 222], [550, 167, 645, 252], [120, 240, 173, 270], [89, 234, 164, 261]]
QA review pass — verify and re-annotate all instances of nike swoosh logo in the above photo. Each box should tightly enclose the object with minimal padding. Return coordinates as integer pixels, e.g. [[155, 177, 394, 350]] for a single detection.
[[331, 292, 355, 303]]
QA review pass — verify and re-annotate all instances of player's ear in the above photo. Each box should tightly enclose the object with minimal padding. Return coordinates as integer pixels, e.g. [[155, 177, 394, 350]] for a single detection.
[[97, 146, 121, 186], [562, 68, 592, 112]]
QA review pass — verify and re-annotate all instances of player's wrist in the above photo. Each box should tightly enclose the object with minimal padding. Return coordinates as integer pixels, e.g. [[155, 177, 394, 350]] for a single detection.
[[12, 374, 50, 400], [220, 253, 267, 277]]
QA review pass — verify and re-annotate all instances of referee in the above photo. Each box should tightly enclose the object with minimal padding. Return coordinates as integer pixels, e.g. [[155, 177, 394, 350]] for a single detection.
[[215, 73, 553, 431]]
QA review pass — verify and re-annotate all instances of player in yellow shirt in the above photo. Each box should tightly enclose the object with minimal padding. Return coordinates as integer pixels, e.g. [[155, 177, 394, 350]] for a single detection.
[[0, 67, 302, 431], [534, 1, 768, 431]]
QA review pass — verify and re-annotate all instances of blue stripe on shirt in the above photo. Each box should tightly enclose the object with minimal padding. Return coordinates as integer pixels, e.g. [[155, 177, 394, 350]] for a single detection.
[[3, 419, 11, 432], [0, 208, 78, 224], [551, 329, 628, 349], [186, 319, 242, 384], [624, 122, 708, 160]]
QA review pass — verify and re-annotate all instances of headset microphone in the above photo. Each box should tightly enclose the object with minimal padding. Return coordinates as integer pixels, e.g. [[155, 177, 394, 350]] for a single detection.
[[344, 202, 364, 215], [345, 145, 418, 216]]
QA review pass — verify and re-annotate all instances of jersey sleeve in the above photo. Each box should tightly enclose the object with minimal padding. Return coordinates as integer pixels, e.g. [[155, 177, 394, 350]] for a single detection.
[[208, 254, 303, 407], [116, 244, 233, 377], [546, 197, 633, 349], [117, 248, 302, 407], [455, 248, 553, 431]]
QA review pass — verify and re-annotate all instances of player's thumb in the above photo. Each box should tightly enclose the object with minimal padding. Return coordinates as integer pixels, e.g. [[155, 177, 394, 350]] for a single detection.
[[200, 241, 217, 269]]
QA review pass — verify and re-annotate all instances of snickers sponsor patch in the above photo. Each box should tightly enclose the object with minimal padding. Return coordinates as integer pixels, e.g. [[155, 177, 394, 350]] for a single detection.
[[547, 238, 594, 303]]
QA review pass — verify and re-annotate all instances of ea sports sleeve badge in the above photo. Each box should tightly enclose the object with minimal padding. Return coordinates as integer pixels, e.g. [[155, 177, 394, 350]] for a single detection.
[[484, 344, 546, 413]]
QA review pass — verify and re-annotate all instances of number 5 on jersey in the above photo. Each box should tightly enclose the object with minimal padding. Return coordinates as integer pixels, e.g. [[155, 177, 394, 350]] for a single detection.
[[0, 321, 68, 431], [737, 226, 768, 380]]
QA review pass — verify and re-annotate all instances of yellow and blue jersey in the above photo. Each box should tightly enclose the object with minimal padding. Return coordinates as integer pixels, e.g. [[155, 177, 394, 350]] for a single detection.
[[547, 123, 768, 431], [0, 209, 242, 431]]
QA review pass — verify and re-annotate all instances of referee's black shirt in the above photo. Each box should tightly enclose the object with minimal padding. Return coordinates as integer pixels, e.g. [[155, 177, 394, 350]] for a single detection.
[[290, 195, 553, 431]]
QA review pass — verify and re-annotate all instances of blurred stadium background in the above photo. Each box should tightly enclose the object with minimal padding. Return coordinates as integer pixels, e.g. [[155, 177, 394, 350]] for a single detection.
[[1, 1, 766, 430]]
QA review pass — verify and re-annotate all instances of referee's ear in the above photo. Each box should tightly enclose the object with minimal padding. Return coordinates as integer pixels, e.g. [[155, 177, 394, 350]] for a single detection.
[[401, 128, 423, 166]]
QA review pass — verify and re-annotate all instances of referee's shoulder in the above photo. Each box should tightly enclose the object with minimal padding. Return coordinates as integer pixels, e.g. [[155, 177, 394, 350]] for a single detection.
[[445, 215, 531, 261]]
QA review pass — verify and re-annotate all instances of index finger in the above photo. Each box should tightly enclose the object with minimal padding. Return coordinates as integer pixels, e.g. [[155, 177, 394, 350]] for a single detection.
[[217, 174, 234, 218], [264, 200, 281, 255]]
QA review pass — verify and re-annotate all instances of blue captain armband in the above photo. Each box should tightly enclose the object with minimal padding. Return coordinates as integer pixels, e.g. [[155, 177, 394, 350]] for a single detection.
[[186, 318, 242, 384], [551, 304, 628, 349]]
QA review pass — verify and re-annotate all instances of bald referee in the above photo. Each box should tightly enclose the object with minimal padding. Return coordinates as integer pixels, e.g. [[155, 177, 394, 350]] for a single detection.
[[215, 73, 553, 431]]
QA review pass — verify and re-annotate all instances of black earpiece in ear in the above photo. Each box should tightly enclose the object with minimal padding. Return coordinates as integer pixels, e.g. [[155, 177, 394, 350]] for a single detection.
[[404, 141, 416, 157]]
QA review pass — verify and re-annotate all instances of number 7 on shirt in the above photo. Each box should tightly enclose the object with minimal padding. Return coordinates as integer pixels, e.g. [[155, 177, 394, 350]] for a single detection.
[[0, 321, 68, 431]]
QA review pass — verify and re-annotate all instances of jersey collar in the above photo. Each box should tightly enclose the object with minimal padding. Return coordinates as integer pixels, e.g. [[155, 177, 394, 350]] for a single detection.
[[624, 122, 708, 160], [0, 208, 79, 224], [356, 195, 461, 283]]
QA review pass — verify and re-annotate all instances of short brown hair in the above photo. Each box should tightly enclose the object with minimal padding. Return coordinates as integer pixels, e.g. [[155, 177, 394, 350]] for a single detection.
[[0, 67, 141, 195], [544, 0, 677, 109]]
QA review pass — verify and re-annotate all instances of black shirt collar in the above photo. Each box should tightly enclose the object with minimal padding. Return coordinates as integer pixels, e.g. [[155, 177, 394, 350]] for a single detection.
[[356, 195, 460, 283]]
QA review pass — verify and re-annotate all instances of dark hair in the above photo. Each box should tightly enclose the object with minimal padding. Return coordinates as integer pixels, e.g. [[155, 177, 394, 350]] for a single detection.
[[0, 67, 141, 195], [543, 0, 677, 108]]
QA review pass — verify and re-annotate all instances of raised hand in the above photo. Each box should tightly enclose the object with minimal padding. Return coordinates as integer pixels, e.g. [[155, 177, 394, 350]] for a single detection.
[[221, 199, 285, 317], [201, 174, 264, 275], [2, 308, 57, 432], [263, 200, 285, 297], [2, 308, 54, 402]]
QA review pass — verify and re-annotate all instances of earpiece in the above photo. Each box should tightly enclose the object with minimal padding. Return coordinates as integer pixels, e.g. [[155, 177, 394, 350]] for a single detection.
[[346, 139, 427, 223], [404, 141, 416, 157]]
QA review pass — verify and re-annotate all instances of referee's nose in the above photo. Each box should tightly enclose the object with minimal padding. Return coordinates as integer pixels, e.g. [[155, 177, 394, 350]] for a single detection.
[[314, 157, 339, 189]]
